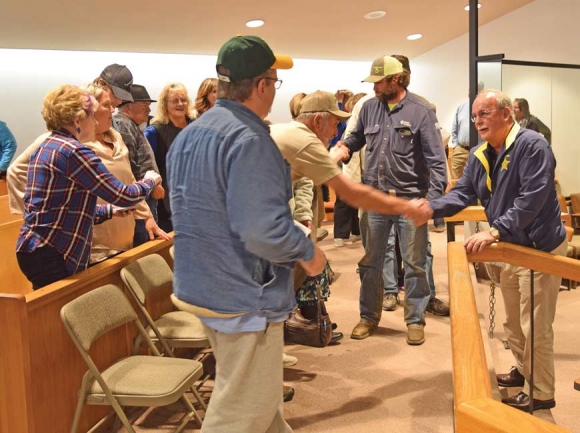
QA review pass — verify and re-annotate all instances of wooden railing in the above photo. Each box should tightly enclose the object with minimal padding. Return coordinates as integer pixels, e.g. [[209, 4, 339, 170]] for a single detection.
[[0, 238, 174, 433], [449, 241, 579, 432]]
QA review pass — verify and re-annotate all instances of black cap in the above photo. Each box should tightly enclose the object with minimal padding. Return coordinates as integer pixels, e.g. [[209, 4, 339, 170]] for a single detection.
[[100, 64, 134, 102], [129, 84, 156, 103]]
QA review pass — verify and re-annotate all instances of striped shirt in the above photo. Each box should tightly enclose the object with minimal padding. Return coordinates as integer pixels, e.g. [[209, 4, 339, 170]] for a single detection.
[[16, 130, 154, 276]]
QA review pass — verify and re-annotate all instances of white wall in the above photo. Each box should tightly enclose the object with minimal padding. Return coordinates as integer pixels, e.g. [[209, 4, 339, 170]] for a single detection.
[[0, 49, 370, 157]]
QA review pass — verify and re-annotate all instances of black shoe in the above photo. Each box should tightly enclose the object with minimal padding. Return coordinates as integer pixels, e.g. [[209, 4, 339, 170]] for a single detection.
[[425, 297, 449, 316], [283, 386, 295, 402], [502, 391, 555, 411], [331, 322, 338, 330], [329, 331, 344, 345], [497, 366, 525, 387]]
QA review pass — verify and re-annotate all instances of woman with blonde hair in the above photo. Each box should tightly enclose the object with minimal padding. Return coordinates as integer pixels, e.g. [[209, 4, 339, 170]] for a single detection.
[[193, 78, 218, 118], [16, 84, 161, 290], [144, 83, 194, 231]]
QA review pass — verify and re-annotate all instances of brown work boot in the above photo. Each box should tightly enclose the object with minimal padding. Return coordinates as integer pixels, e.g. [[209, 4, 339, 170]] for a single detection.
[[382, 293, 399, 311], [406, 324, 425, 345], [426, 297, 450, 316], [350, 319, 378, 340]]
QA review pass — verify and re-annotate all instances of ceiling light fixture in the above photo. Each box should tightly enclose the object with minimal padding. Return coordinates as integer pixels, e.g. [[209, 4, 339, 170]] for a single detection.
[[363, 10, 386, 20], [464, 3, 482, 11], [246, 19, 265, 28], [407, 33, 423, 41]]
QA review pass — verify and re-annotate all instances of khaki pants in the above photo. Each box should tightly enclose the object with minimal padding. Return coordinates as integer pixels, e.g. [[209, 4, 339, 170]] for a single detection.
[[450, 146, 469, 179], [202, 322, 292, 433], [500, 239, 567, 400]]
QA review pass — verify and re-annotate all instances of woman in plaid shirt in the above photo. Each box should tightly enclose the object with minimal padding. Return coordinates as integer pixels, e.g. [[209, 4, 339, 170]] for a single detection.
[[16, 85, 161, 290]]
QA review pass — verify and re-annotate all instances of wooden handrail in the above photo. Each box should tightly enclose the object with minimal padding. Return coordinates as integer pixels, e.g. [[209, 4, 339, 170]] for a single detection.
[[467, 241, 580, 282], [444, 205, 486, 222], [448, 241, 570, 432]]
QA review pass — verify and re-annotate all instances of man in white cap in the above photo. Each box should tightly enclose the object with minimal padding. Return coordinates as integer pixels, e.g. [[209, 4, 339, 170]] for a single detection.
[[167, 35, 326, 433], [340, 55, 448, 345]]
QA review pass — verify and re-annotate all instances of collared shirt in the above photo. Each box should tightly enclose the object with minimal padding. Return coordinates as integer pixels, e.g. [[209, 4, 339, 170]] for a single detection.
[[114, 112, 159, 180], [0, 120, 17, 172], [17, 130, 154, 276], [450, 99, 483, 149], [431, 123, 565, 252], [167, 99, 314, 333], [344, 92, 447, 200]]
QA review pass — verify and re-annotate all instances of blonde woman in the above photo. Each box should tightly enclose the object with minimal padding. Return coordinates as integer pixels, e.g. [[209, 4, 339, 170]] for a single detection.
[[16, 85, 160, 290], [144, 83, 194, 231], [193, 78, 218, 118]]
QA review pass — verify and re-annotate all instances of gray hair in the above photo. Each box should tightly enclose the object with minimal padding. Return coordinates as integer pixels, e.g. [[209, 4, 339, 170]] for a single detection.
[[478, 89, 515, 121]]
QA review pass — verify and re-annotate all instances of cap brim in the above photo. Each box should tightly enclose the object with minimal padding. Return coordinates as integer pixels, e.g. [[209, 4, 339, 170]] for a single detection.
[[136, 99, 156, 103], [110, 85, 134, 102], [330, 110, 351, 121], [361, 75, 386, 83], [272, 54, 293, 70]]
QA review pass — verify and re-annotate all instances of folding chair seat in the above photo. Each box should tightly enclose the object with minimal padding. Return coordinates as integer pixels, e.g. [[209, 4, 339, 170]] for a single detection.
[[60, 284, 205, 433], [120, 253, 210, 354]]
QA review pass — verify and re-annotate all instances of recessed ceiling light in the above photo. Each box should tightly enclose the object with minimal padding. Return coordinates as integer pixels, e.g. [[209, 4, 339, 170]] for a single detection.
[[407, 33, 423, 41], [464, 3, 482, 11], [363, 10, 386, 20], [246, 19, 265, 28]]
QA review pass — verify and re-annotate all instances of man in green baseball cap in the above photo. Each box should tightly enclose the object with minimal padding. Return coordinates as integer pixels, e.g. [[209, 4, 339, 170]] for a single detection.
[[167, 36, 326, 433]]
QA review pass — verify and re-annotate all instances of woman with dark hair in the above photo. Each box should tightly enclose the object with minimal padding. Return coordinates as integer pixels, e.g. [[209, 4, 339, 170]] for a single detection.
[[193, 78, 218, 118], [16, 85, 160, 289], [144, 83, 195, 231]]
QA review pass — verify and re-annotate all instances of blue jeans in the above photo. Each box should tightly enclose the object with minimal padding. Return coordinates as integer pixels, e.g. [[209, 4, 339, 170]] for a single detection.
[[425, 238, 436, 299], [359, 212, 430, 325], [133, 197, 158, 247]]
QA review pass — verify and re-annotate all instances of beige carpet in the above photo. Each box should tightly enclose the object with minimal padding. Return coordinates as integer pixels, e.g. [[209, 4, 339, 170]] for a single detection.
[[117, 222, 580, 432]]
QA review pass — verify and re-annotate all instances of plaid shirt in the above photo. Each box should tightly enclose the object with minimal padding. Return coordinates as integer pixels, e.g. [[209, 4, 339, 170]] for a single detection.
[[17, 130, 154, 276]]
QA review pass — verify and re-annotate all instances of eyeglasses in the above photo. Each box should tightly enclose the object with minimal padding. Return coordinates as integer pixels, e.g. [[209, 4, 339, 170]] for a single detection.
[[168, 98, 188, 105], [471, 109, 497, 123], [264, 77, 283, 89]]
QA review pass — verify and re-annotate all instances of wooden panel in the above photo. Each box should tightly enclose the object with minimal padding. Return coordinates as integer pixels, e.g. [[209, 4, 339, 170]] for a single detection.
[[0, 220, 31, 294], [0, 179, 7, 196], [0, 295, 33, 433], [0, 238, 174, 433], [0, 195, 21, 224]]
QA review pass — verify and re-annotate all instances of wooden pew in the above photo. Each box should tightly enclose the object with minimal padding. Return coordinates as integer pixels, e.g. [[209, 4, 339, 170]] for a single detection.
[[0, 195, 22, 224], [449, 241, 575, 432], [0, 238, 174, 433], [0, 220, 30, 294]]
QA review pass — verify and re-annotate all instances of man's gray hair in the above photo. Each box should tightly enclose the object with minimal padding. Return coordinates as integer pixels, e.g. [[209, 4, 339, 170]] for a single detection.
[[478, 89, 516, 121], [295, 111, 334, 124]]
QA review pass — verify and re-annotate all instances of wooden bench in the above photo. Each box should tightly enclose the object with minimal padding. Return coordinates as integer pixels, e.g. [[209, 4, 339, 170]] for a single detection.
[[0, 238, 174, 433], [449, 241, 579, 432]]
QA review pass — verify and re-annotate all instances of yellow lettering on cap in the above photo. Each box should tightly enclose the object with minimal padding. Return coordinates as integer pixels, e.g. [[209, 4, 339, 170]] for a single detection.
[[374, 66, 381, 74]]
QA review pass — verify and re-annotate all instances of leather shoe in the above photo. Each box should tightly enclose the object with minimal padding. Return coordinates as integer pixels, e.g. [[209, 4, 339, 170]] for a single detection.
[[502, 391, 555, 411], [350, 319, 377, 340], [497, 366, 525, 387], [283, 385, 295, 402], [329, 331, 343, 344]]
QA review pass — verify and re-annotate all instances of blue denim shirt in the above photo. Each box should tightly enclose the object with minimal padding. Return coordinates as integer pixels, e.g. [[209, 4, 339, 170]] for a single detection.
[[167, 99, 314, 320], [344, 92, 447, 200], [431, 125, 565, 252]]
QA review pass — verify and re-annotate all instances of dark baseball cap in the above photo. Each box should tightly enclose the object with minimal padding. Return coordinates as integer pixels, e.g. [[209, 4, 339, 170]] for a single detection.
[[118, 84, 156, 107], [216, 35, 293, 82], [100, 64, 134, 102]]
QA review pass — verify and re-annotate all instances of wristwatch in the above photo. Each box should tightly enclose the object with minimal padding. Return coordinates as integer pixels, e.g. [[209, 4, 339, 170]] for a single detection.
[[490, 226, 500, 241]]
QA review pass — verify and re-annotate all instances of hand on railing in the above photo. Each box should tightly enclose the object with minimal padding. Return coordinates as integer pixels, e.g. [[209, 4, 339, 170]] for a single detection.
[[463, 230, 496, 254]]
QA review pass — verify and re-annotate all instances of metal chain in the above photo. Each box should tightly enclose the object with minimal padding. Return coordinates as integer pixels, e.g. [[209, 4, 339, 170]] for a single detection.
[[488, 279, 496, 338]]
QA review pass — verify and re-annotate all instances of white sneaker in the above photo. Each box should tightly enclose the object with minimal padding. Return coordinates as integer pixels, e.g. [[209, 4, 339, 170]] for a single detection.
[[283, 353, 298, 367], [334, 238, 345, 247], [351, 235, 362, 243]]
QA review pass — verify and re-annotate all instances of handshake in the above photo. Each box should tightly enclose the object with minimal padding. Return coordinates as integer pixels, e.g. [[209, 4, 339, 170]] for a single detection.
[[329, 141, 350, 163], [406, 199, 434, 227]]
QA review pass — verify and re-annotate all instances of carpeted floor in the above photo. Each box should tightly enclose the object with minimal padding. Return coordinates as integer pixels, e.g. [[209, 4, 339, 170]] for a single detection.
[[117, 222, 580, 432]]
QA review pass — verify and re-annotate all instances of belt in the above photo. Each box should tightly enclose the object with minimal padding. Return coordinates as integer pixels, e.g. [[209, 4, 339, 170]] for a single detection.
[[458, 144, 470, 150]]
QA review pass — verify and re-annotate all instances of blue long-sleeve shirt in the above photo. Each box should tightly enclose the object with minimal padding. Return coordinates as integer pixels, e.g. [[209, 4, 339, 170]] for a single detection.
[[0, 120, 17, 173], [167, 99, 313, 327], [344, 92, 447, 200], [431, 124, 565, 252]]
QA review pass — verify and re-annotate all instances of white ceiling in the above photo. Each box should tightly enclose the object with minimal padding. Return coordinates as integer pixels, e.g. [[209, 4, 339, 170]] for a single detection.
[[3, 0, 533, 61]]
